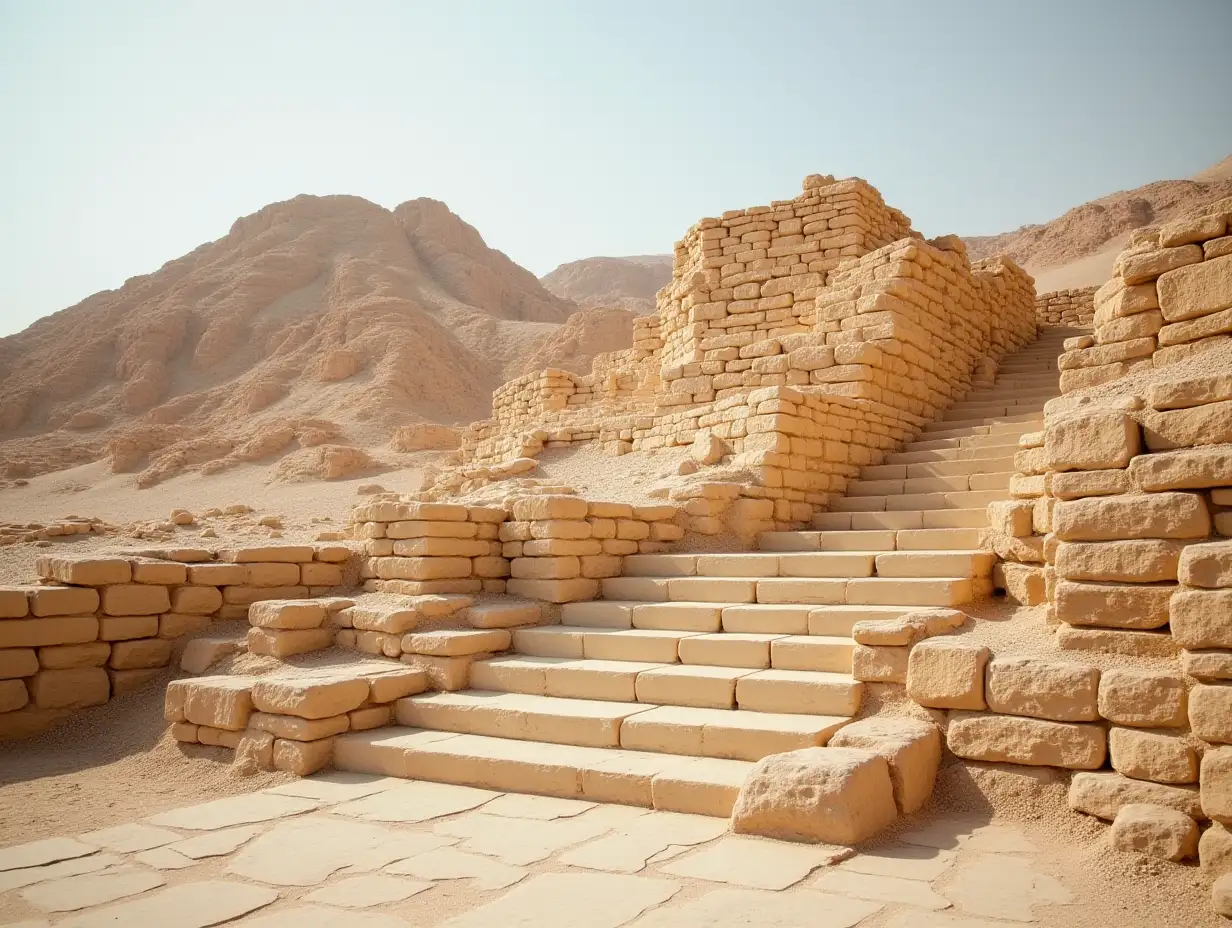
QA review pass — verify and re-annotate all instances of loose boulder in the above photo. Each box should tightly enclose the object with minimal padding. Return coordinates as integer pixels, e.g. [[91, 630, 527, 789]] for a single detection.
[[1110, 803, 1198, 861], [828, 716, 941, 814]]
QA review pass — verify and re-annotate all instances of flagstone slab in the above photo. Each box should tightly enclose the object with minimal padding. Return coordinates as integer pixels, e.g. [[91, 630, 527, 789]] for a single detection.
[[481, 793, 596, 820], [812, 869, 952, 909], [837, 845, 958, 882], [661, 835, 849, 890], [168, 825, 263, 860], [134, 847, 196, 870], [898, 817, 986, 851], [265, 772, 406, 803], [227, 905, 410, 927], [942, 853, 1073, 922], [302, 874, 433, 908], [433, 812, 616, 866], [55, 880, 278, 928], [438, 872, 680, 928], [21, 868, 167, 912], [0, 853, 123, 892], [78, 823, 181, 853], [961, 826, 1037, 854], [331, 781, 499, 823], [146, 794, 320, 831], [0, 838, 97, 873], [631, 888, 882, 927], [385, 846, 527, 890], [560, 812, 727, 873], [228, 817, 455, 886], [882, 911, 1012, 928]]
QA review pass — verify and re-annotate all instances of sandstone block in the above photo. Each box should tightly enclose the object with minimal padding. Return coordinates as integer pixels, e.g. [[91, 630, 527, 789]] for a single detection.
[[248, 600, 327, 630], [37, 556, 131, 586], [402, 628, 510, 657], [1142, 401, 1232, 452], [245, 563, 302, 586], [828, 716, 940, 814], [999, 563, 1046, 605], [246, 627, 333, 658], [505, 578, 599, 603], [987, 500, 1034, 537], [0, 679, 28, 712], [29, 586, 99, 617], [299, 562, 343, 586], [100, 584, 170, 616], [1202, 823, 1232, 875], [1053, 493, 1211, 541], [1159, 213, 1227, 248], [731, 747, 897, 844], [1150, 373, 1232, 410], [1044, 411, 1140, 471], [180, 636, 245, 674], [1171, 589, 1232, 649], [232, 730, 275, 773], [171, 721, 199, 743], [221, 545, 314, 563], [37, 641, 110, 669], [198, 726, 242, 749], [511, 496, 588, 521], [109, 667, 162, 696], [1130, 447, 1232, 490], [1054, 540, 1185, 583], [851, 644, 908, 683], [984, 657, 1100, 721], [0, 648, 39, 679], [98, 615, 158, 641], [187, 563, 248, 585], [906, 639, 989, 710], [249, 711, 349, 742], [1053, 580, 1171, 630], [510, 556, 580, 580], [158, 613, 210, 639], [1108, 726, 1198, 784], [0, 616, 99, 649], [165, 676, 254, 730], [1215, 873, 1232, 918], [1098, 669, 1188, 728], [250, 676, 369, 719], [1055, 625, 1179, 657], [1190, 684, 1232, 743], [1183, 649, 1232, 681], [129, 559, 187, 584], [1110, 804, 1198, 861], [0, 587, 29, 618], [169, 586, 224, 615], [1202, 746, 1232, 823], [1121, 244, 1202, 285], [947, 711, 1106, 769], [109, 638, 173, 670], [1157, 253, 1232, 321], [1179, 541, 1232, 588], [400, 654, 474, 691], [273, 737, 334, 775], [1068, 771, 1202, 820], [27, 667, 109, 710]]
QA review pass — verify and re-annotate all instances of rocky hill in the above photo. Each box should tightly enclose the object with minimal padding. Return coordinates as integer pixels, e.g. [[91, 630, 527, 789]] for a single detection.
[[0, 195, 581, 485], [540, 255, 672, 314]]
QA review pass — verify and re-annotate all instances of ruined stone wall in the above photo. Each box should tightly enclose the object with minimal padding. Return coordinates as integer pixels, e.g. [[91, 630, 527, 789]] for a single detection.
[[1036, 286, 1096, 328], [1057, 201, 1232, 392]]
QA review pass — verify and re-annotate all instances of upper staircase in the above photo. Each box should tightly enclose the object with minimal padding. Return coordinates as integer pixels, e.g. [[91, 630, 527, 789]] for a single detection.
[[335, 326, 1075, 815]]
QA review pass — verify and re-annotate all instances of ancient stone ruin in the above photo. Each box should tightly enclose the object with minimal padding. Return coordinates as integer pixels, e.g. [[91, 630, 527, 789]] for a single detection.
[[2, 177, 1230, 919]]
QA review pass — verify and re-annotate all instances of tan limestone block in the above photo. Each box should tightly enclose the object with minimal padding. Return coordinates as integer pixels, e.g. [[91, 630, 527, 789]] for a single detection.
[[511, 496, 589, 521], [100, 584, 170, 617], [510, 556, 581, 580], [521, 539, 601, 557], [1050, 469, 1130, 500], [109, 666, 163, 695], [1053, 580, 1172, 630], [0, 586, 30, 617], [828, 716, 940, 814], [0, 647, 39, 678], [984, 657, 1100, 721], [1069, 771, 1202, 821], [1108, 726, 1198, 784], [248, 600, 327, 630], [906, 639, 989, 710], [1159, 213, 1227, 248], [300, 563, 343, 586], [159, 613, 211, 639], [167, 586, 223, 615], [1201, 746, 1232, 824], [731, 747, 897, 844], [1044, 411, 1140, 472], [987, 500, 1034, 537], [1053, 493, 1211, 541], [1110, 804, 1198, 861], [529, 520, 593, 540], [98, 615, 159, 641], [220, 545, 314, 563], [38, 642, 112, 675], [109, 637, 172, 670], [37, 556, 132, 586], [0, 678, 28, 712], [947, 711, 1106, 769], [1121, 244, 1203, 286], [348, 705, 393, 731], [505, 578, 599, 603], [28, 667, 110, 709], [1054, 540, 1186, 583], [187, 563, 248, 585], [1129, 447, 1232, 492], [400, 654, 475, 691], [129, 559, 188, 585], [852, 644, 908, 683], [171, 721, 199, 742], [635, 665, 751, 709], [29, 586, 99, 617], [1179, 541, 1232, 588], [1171, 590, 1232, 649], [250, 711, 349, 742], [677, 633, 777, 669], [167, 676, 254, 730], [245, 563, 302, 586], [1157, 253, 1232, 321], [1098, 668, 1188, 728], [393, 537, 488, 557], [1190, 684, 1232, 743], [0, 615, 99, 649], [198, 726, 243, 749], [1142, 401, 1232, 452], [1202, 822, 1232, 875], [250, 676, 368, 720], [246, 627, 333, 658], [402, 629, 511, 657]]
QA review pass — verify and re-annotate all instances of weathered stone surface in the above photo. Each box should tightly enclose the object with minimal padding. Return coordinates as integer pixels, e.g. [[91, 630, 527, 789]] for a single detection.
[[1055, 625, 1179, 658], [1044, 410, 1140, 471], [661, 834, 846, 890], [1202, 822, 1232, 875], [1202, 746, 1232, 824], [1052, 493, 1211, 541], [1142, 401, 1232, 451], [21, 868, 166, 913], [100, 584, 170, 616], [386, 846, 526, 890], [435, 872, 681, 928], [1068, 771, 1202, 820], [27, 668, 109, 710], [0, 837, 98, 872], [731, 747, 897, 844], [939, 851, 1074, 922], [1215, 873, 1232, 919], [1171, 589, 1232, 650], [1122, 243, 1202, 285], [1179, 541, 1232, 588], [851, 644, 907, 683], [1157, 253, 1232, 320], [180, 636, 245, 674], [634, 886, 879, 928], [248, 600, 327, 630], [827, 716, 940, 814], [301, 874, 432, 908], [250, 676, 369, 720], [53, 880, 278, 928], [1110, 803, 1198, 861], [1129, 447, 1232, 491], [1053, 540, 1185, 583], [1183, 648, 1232, 681], [1097, 668, 1188, 728], [1108, 726, 1198, 784], [1191, 684, 1232, 744], [559, 811, 726, 874], [906, 639, 989, 710], [984, 657, 1099, 721], [947, 712, 1106, 769], [165, 677, 254, 731]]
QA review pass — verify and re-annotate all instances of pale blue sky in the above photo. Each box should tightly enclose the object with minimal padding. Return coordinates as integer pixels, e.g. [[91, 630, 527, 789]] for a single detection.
[[1, 0, 1229, 337]]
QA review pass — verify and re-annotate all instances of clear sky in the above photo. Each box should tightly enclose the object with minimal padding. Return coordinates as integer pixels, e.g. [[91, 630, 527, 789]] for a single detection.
[[1, 0, 1230, 337]]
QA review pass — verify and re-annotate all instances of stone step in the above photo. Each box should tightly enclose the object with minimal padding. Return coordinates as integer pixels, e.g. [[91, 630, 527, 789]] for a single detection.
[[941, 402, 1047, 421], [895, 528, 985, 550], [920, 422, 1038, 442], [510, 624, 855, 673], [394, 690, 852, 762], [463, 600, 543, 629], [599, 574, 977, 606], [832, 489, 1004, 512], [903, 435, 1023, 453], [859, 457, 1016, 479], [759, 527, 983, 552], [873, 550, 996, 578], [466, 655, 864, 716], [884, 447, 1020, 464], [621, 552, 878, 579], [813, 508, 989, 530], [333, 727, 754, 816], [845, 473, 1011, 496]]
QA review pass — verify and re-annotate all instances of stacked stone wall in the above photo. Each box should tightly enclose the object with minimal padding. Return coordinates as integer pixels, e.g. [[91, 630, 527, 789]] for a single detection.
[[1036, 286, 1096, 328], [1057, 201, 1232, 393], [0, 544, 354, 740]]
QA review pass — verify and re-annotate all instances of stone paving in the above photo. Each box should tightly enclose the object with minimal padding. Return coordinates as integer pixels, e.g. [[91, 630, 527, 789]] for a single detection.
[[0, 772, 1085, 927]]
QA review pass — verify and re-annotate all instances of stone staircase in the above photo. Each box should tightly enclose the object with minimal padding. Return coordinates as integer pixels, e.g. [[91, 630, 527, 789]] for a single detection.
[[334, 326, 1075, 816]]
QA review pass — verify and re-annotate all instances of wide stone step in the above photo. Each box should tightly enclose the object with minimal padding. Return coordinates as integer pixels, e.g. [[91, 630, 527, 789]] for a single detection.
[[466, 655, 864, 716], [884, 447, 1020, 464], [845, 473, 1011, 496], [759, 527, 983, 552], [599, 575, 976, 606], [621, 552, 878, 579], [832, 489, 1004, 512], [563, 600, 919, 636], [903, 434, 1023, 453], [510, 624, 855, 672], [813, 508, 989, 530], [333, 727, 754, 816], [873, 550, 996, 578], [859, 457, 1016, 480], [895, 528, 985, 550], [394, 690, 851, 761]]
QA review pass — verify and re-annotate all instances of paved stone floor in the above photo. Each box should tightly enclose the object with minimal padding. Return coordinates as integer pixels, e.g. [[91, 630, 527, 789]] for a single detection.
[[0, 771, 1157, 927]]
